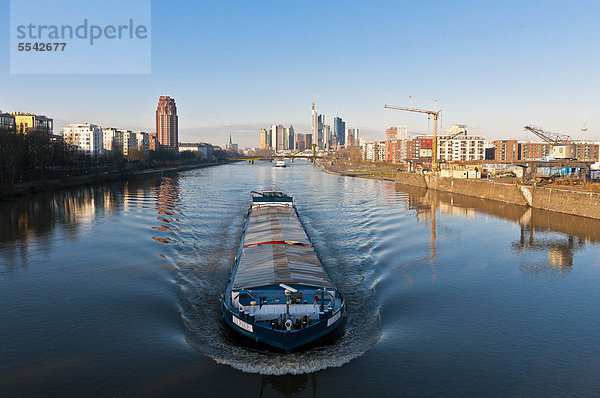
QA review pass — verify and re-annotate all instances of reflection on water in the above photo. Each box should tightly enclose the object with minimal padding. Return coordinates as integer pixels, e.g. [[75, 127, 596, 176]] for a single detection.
[[4, 164, 600, 396], [399, 184, 600, 274], [259, 374, 317, 398], [0, 177, 184, 272]]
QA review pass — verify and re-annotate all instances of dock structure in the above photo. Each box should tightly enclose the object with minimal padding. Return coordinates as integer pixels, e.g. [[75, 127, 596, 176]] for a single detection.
[[514, 160, 594, 183]]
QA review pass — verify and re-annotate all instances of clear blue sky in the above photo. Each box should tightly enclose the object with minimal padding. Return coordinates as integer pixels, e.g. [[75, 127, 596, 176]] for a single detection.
[[1, 0, 598, 147]]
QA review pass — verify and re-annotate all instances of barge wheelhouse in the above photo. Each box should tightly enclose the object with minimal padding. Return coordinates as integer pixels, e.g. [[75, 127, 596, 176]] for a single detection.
[[221, 191, 346, 353]]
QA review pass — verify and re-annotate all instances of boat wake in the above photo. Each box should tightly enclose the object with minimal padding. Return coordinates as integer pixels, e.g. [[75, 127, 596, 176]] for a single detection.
[[153, 168, 384, 375], [176, 241, 381, 375]]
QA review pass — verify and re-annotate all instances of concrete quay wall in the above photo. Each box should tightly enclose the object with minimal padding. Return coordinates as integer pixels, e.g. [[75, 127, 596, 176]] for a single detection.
[[424, 174, 528, 206], [531, 186, 600, 220], [396, 172, 600, 220], [395, 172, 428, 188]]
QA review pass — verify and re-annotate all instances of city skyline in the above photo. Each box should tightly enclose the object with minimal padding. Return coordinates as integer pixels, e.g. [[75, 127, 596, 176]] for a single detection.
[[2, 1, 598, 147]]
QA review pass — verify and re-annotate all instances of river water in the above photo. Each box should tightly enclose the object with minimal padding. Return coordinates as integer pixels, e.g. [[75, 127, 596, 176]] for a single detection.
[[2, 161, 600, 397]]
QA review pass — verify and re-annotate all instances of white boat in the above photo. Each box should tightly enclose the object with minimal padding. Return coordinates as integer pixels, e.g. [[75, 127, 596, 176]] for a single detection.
[[275, 159, 287, 168]]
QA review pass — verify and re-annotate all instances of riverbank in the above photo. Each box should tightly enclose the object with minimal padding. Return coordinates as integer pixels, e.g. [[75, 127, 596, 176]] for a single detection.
[[396, 172, 600, 220], [316, 161, 397, 181], [0, 161, 234, 200]]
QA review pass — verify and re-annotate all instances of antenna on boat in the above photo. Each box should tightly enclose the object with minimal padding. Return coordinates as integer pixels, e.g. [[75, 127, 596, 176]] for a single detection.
[[279, 283, 297, 293], [250, 191, 265, 196]]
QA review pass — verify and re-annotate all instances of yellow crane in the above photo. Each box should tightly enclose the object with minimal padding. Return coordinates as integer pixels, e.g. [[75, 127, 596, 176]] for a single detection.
[[384, 101, 441, 171]]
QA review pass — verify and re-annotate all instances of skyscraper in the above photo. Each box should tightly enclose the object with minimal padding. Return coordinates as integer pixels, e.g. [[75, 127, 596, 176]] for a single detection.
[[317, 114, 325, 148], [156, 96, 178, 152], [333, 116, 345, 147], [323, 124, 331, 150], [288, 125, 295, 150], [269, 124, 285, 151], [283, 127, 290, 150], [311, 102, 318, 150], [347, 128, 359, 143], [270, 124, 278, 149], [259, 129, 268, 149], [283, 125, 295, 150]]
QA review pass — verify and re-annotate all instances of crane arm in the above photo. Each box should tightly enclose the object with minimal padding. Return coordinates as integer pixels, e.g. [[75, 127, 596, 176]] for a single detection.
[[524, 126, 571, 143], [438, 129, 467, 145], [384, 102, 441, 172], [384, 105, 439, 116]]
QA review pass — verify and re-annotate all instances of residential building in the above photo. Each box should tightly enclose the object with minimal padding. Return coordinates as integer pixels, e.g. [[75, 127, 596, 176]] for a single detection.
[[12, 112, 53, 134], [389, 139, 410, 163], [520, 142, 552, 161], [199, 143, 214, 159], [62, 123, 103, 155], [484, 142, 496, 160], [408, 138, 433, 160], [156, 96, 178, 151], [148, 132, 158, 151], [573, 142, 599, 161], [492, 140, 520, 162], [181, 142, 214, 158], [134, 132, 150, 152], [0, 112, 15, 131], [492, 140, 599, 162], [385, 127, 398, 162], [119, 130, 137, 156], [436, 125, 485, 162], [102, 127, 123, 152], [385, 126, 409, 162], [179, 143, 201, 152], [365, 141, 386, 162]]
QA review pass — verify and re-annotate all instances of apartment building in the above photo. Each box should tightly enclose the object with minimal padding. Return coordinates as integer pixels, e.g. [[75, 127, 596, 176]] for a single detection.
[[63, 123, 103, 155]]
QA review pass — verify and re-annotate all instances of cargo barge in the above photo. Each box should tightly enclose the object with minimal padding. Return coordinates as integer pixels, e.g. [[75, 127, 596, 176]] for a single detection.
[[221, 191, 346, 353]]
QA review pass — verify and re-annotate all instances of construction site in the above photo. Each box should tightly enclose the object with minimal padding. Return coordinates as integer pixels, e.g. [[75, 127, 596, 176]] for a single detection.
[[314, 99, 600, 219]]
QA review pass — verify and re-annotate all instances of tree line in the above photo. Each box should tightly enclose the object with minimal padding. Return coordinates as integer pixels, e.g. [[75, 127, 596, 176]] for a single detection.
[[0, 128, 229, 186]]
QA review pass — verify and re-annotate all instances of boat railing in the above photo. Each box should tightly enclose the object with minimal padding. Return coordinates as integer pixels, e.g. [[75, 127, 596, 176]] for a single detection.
[[233, 291, 334, 308], [237, 302, 336, 323], [233, 290, 336, 323]]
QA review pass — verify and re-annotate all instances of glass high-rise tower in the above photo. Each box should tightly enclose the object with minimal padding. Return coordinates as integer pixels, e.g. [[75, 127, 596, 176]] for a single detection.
[[334, 116, 345, 147]]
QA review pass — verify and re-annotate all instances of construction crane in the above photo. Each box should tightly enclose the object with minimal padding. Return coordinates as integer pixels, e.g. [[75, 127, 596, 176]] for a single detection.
[[385, 101, 441, 171], [523, 126, 571, 144], [438, 129, 467, 145]]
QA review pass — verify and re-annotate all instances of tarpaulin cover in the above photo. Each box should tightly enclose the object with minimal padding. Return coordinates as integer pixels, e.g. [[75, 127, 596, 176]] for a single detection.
[[244, 206, 311, 245], [232, 206, 334, 289]]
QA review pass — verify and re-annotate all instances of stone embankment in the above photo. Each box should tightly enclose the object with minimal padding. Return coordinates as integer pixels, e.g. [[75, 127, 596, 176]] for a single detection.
[[396, 172, 600, 220]]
